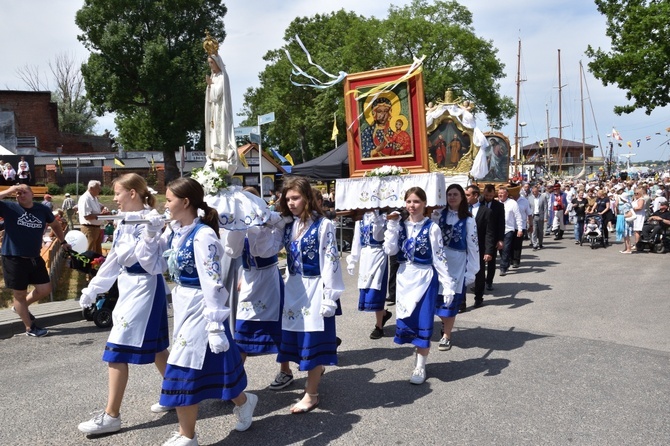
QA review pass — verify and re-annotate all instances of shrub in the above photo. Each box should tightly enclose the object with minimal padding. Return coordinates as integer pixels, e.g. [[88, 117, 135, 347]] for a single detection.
[[46, 183, 62, 195], [100, 185, 114, 196], [64, 183, 86, 196]]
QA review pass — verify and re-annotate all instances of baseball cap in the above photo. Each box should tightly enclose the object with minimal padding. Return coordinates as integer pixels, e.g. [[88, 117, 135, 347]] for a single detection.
[[65, 193, 71, 197]]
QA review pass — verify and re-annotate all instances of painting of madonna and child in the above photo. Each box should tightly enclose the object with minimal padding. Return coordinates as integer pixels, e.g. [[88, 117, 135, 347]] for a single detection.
[[359, 86, 414, 160]]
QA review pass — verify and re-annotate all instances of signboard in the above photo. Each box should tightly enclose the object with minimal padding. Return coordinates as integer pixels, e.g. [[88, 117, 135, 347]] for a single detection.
[[258, 112, 275, 125]]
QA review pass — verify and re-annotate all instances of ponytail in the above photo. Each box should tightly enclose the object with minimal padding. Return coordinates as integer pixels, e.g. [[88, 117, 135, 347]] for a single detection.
[[200, 202, 220, 238]]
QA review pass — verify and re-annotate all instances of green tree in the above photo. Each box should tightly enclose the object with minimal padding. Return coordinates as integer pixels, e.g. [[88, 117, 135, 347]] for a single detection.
[[586, 0, 670, 115], [75, 0, 228, 180], [242, 1, 515, 162], [382, 0, 515, 127], [241, 10, 383, 163]]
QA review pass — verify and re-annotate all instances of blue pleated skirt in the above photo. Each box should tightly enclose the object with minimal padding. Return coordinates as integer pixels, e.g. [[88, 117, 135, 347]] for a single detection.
[[394, 270, 438, 349], [277, 315, 338, 371], [357, 264, 388, 312], [235, 273, 284, 355], [102, 277, 169, 365], [435, 283, 466, 318], [159, 324, 247, 407]]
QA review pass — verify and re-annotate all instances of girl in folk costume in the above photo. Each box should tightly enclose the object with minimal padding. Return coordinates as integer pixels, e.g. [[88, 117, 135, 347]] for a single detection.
[[277, 176, 344, 413], [433, 184, 479, 351], [157, 178, 256, 446], [346, 210, 392, 339], [384, 187, 454, 385], [224, 187, 294, 391], [78, 173, 170, 436]]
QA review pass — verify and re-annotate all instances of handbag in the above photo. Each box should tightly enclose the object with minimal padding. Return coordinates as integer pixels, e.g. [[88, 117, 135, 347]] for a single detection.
[[624, 209, 636, 223]]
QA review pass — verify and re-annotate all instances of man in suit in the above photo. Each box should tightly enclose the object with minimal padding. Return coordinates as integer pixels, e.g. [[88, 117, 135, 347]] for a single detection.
[[480, 184, 505, 291], [464, 185, 496, 310], [527, 185, 547, 250]]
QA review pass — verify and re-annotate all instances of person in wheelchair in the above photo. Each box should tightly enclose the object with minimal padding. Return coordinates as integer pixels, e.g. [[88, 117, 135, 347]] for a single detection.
[[641, 198, 670, 242]]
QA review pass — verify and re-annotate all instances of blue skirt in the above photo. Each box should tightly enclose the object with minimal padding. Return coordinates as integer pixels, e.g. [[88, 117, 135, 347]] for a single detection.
[[159, 324, 247, 407], [102, 277, 169, 365], [394, 271, 438, 349], [235, 273, 284, 355], [277, 316, 338, 371], [357, 264, 388, 312], [435, 283, 466, 318]]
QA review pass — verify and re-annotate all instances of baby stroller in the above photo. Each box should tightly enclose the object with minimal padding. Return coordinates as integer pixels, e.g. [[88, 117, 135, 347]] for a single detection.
[[67, 250, 118, 328], [582, 214, 604, 249]]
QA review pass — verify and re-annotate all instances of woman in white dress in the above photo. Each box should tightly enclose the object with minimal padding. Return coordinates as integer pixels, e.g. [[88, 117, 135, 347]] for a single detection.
[[157, 178, 257, 446], [78, 173, 169, 436], [433, 184, 479, 351], [276, 177, 344, 413], [346, 210, 392, 339], [384, 187, 454, 385]]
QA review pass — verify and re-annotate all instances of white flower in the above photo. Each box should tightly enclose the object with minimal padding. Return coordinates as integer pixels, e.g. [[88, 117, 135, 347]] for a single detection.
[[364, 165, 408, 178], [192, 167, 229, 195]]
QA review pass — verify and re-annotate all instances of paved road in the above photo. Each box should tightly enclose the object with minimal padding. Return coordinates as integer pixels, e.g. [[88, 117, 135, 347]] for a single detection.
[[1, 233, 669, 445]]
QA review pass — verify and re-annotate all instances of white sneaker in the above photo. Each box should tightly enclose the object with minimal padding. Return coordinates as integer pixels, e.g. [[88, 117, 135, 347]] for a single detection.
[[78, 411, 122, 434], [409, 367, 426, 385], [233, 392, 258, 432], [162, 431, 198, 446], [151, 402, 176, 413]]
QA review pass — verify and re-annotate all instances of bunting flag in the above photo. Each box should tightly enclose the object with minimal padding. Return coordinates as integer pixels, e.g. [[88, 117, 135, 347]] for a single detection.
[[646, 135, 652, 141], [285, 153, 294, 166], [239, 151, 249, 168], [636, 139, 641, 147], [612, 128, 623, 141], [57, 157, 64, 174], [627, 141, 632, 148], [114, 157, 125, 167], [150, 155, 156, 171], [331, 113, 339, 141]]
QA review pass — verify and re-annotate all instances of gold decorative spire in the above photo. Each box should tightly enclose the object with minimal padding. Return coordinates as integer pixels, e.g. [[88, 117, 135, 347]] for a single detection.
[[203, 29, 219, 56]]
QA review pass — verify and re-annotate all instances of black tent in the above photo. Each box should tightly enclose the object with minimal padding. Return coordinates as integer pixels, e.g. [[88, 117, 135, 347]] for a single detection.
[[290, 142, 349, 180]]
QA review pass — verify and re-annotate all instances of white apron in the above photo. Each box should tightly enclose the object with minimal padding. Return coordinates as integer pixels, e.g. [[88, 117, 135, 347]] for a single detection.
[[108, 273, 158, 348]]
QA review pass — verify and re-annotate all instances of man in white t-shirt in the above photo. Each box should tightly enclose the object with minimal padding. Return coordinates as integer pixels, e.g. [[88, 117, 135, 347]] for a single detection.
[[78, 180, 109, 253]]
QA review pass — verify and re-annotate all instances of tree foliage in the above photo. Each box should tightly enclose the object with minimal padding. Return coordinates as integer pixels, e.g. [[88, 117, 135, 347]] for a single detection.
[[586, 0, 670, 115], [75, 0, 227, 179], [242, 0, 514, 163], [16, 53, 97, 134]]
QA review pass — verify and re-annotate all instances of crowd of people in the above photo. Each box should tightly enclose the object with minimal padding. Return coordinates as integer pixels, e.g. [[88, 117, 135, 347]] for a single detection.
[[4, 170, 669, 445]]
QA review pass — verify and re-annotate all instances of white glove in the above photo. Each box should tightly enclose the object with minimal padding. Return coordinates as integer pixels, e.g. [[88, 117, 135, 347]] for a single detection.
[[431, 209, 442, 221], [347, 264, 355, 276], [443, 291, 455, 306], [208, 331, 230, 354], [319, 299, 338, 318], [145, 212, 165, 237], [464, 275, 476, 286], [79, 288, 97, 308]]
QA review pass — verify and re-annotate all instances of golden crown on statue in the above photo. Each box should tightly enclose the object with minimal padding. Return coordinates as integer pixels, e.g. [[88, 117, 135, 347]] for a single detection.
[[203, 29, 219, 56]]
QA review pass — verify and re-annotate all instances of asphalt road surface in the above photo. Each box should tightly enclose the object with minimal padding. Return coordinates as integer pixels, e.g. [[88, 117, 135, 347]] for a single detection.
[[1, 235, 669, 445]]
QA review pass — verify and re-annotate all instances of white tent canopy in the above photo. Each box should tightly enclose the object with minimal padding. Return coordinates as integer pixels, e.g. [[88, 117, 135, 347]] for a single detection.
[[0, 144, 14, 155]]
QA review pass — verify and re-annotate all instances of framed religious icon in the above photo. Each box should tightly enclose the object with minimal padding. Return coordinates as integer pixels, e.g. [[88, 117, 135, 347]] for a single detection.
[[344, 65, 429, 178], [481, 131, 511, 183], [425, 99, 478, 175]]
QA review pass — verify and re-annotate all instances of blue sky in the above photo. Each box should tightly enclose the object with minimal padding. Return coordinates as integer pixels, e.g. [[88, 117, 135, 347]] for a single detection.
[[1, 0, 668, 161]]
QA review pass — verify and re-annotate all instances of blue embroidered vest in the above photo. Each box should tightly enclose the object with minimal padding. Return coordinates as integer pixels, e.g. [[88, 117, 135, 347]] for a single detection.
[[360, 222, 383, 247], [397, 219, 433, 265], [168, 223, 206, 288], [242, 237, 278, 270], [284, 217, 323, 277], [438, 210, 468, 252]]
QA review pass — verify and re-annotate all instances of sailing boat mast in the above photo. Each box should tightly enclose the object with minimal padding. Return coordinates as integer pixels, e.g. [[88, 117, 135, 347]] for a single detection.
[[558, 49, 563, 175], [580, 61, 586, 175], [514, 39, 522, 175]]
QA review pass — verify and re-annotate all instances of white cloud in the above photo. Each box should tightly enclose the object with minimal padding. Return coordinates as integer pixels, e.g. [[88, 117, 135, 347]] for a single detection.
[[1, 0, 667, 161]]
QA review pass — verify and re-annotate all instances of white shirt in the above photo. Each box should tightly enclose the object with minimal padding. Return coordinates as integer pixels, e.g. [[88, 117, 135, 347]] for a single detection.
[[78, 190, 103, 226], [500, 198, 523, 233]]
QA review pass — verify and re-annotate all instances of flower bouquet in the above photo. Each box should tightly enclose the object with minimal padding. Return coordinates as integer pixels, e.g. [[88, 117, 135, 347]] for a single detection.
[[364, 165, 408, 177], [191, 167, 229, 195]]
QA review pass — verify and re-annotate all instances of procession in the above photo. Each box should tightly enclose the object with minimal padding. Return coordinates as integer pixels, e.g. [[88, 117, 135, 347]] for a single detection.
[[2, 2, 670, 445]]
